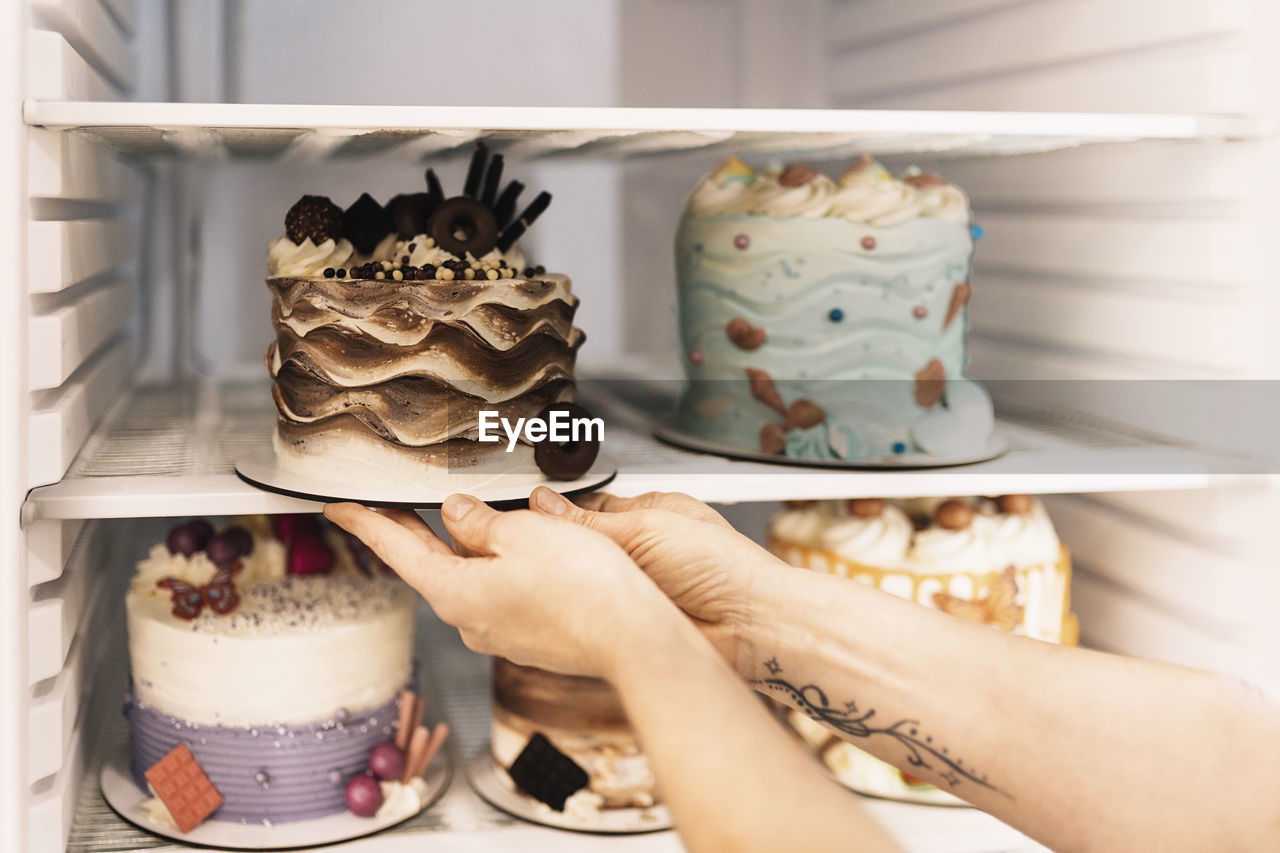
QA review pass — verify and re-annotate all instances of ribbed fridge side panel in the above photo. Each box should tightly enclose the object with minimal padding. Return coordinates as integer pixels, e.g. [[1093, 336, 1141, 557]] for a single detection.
[[826, 0, 1280, 691], [20, 1, 146, 850]]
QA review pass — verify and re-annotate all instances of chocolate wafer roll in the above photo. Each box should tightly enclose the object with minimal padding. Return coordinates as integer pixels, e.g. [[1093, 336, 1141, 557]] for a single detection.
[[481, 154, 504, 207], [463, 142, 488, 198], [492, 180, 524, 231], [497, 191, 552, 253]]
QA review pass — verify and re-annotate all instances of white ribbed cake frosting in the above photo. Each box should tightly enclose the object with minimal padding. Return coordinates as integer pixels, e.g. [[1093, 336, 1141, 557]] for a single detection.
[[676, 156, 994, 463]]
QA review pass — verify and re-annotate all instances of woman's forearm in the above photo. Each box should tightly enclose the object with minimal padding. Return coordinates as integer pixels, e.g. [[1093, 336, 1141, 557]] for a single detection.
[[738, 565, 1280, 852], [607, 601, 900, 853]]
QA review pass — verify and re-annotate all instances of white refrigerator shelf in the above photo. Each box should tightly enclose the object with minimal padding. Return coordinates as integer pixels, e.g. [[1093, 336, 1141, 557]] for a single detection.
[[20, 376, 1256, 523], [22, 101, 1269, 160]]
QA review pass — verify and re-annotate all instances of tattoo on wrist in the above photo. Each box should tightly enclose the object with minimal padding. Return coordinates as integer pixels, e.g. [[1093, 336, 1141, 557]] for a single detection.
[[753, 657, 1007, 798]]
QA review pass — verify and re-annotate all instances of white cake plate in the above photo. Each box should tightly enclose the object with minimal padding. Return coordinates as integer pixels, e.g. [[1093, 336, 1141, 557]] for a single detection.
[[235, 449, 617, 509], [654, 420, 1007, 470], [100, 743, 451, 850], [466, 749, 672, 834]]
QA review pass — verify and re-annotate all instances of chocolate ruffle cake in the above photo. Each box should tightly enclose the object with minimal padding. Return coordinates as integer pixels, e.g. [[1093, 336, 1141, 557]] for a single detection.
[[265, 146, 587, 488]]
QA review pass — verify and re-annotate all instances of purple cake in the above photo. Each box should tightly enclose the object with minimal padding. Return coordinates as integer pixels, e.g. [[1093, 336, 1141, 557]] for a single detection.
[[123, 514, 424, 827]]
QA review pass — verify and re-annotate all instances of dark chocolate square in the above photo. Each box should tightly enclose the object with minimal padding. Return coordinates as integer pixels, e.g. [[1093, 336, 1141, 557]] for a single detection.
[[507, 732, 589, 812]]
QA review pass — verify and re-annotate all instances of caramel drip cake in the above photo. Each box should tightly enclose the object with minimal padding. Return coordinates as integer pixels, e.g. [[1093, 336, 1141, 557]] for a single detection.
[[265, 145, 593, 489], [769, 495, 1076, 805]]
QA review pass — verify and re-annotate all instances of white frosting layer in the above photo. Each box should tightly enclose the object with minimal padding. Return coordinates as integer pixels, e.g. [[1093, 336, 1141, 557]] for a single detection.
[[128, 565, 415, 726], [772, 497, 1061, 575], [686, 156, 969, 224], [267, 237, 354, 276]]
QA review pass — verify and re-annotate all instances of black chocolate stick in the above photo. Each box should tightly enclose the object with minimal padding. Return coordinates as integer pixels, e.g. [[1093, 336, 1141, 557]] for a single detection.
[[462, 142, 488, 198], [496, 190, 552, 253], [424, 168, 445, 214], [481, 153, 504, 207], [492, 180, 524, 231]]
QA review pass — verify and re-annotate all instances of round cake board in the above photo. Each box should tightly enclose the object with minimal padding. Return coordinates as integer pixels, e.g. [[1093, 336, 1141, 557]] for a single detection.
[[653, 420, 1007, 470], [466, 749, 672, 835], [235, 450, 617, 509], [100, 744, 451, 850]]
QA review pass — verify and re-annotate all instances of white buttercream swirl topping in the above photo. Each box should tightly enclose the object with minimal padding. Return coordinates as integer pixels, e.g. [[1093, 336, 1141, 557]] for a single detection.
[[267, 236, 355, 276], [687, 155, 969, 224]]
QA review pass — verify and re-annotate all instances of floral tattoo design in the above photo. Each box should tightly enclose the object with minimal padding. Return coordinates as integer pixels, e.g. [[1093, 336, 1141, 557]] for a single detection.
[[754, 658, 1008, 797]]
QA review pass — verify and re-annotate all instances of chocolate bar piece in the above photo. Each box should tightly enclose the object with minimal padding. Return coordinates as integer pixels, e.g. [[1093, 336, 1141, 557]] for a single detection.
[[507, 732, 588, 812], [144, 743, 224, 833]]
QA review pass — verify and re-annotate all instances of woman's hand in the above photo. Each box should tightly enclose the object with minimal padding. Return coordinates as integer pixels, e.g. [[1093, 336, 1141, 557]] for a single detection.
[[325, 495, 678, 680], [528, 488, 784, 670]]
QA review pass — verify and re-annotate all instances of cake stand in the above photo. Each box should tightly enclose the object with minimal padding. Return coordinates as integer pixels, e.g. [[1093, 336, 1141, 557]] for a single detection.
[[235, 450, 616, 509], [466, 749, 672, 834], [653, 420, 1006, 470], [100, 745, 452, 850]]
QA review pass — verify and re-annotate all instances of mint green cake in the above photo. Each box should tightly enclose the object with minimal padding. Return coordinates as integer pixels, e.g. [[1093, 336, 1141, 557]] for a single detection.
[[674, 155, 994, 463]]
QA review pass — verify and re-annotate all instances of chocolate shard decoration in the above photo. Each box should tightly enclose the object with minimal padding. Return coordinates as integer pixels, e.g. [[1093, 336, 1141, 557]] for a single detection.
[[424, 168, 445, 210], [745, 367, 786, 414], [481, 153, 504, 207], [507, 732, 588, 812], [463, 142, 488, 198], [943, 283, 972, 331], [497, 191, 552, 253], [913, 359, 946, 408], [492, 180, 524, 231], [342, 193, 393, 255]]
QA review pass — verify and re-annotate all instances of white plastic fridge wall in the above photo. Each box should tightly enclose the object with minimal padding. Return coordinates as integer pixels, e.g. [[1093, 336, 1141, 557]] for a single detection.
[[8, 2, 1280, 853]]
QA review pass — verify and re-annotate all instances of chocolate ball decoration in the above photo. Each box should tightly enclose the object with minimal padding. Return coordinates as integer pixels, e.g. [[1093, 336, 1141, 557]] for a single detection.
[[428, 197, 498, 258], [848, 498, 884, 518], [998, 494, 1034, 515], [205, 531, 243, 566], [345, 774, 383, 818], [222, 526, 253, 559], [285, 195, 343, 246], [166, 523, 202, 558], [533, 402, 602, 481], [367, 742, 405, 782], [935, 499, 974, 530]]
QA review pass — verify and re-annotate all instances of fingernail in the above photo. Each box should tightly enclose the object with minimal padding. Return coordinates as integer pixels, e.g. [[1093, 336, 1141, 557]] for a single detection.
[[442, 495, 475, 521], [533, 487, 568, 515]]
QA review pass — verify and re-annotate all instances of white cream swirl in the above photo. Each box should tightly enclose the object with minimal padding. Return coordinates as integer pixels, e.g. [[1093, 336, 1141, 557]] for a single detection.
[[819, 504, 913, 566], [907, 524, 992, 574], [267, 236, 355, 276], [129, 533, 286, 598], [689, 175, 753, 217], [739, 172, 838, 219], [976, 500, 1060, 568], [686, 155, 969, 225]]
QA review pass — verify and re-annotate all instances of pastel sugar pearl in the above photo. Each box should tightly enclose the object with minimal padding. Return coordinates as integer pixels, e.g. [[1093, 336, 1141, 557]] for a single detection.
[[733, 234, 750, 249], [689, 348, 706, 365]]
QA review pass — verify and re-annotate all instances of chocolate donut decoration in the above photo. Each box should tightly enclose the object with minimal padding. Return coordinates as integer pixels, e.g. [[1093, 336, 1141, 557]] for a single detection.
[[533, 402, 601, 481], [428, 196, 499, 258]]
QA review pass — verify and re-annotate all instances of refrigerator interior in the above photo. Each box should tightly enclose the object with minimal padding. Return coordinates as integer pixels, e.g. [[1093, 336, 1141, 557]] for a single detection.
[[7, 1, 1280, 851]]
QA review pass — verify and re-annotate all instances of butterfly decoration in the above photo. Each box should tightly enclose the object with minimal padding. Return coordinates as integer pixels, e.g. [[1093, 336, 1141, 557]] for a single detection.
[[932, 566, 1023, 632], [157, 561, 244, 620]]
